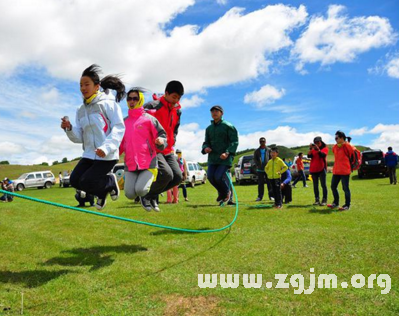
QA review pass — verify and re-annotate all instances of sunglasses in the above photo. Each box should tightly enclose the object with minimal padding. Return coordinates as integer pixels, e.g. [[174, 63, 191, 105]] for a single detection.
[[127, 96, 140, 101]]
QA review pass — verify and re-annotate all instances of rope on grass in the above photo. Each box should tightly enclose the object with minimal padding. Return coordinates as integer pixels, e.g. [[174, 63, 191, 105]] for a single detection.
[[0, 173, 239, 233]]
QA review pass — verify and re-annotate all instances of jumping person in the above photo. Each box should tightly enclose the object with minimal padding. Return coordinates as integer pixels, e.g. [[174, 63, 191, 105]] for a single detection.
[[61, 64, 125, 210], [202, 105, 239, 205], [120, 88, 167, 212], [328, 130, 354, 211], [141, 81, 184, 212], [308, 136, 329, 205], [254, 137, 273, 201]]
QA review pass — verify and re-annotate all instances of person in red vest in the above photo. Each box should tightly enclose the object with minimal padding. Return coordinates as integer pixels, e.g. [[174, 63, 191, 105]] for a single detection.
[[141, 81, 184, 212], [308, 136, 329, 205]]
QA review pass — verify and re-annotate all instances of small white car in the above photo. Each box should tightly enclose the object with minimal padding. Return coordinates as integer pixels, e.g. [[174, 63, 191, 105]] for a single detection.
[[13, 171, 56, 191], [290, 155, 311, 178], [185, 161, 207, 187]]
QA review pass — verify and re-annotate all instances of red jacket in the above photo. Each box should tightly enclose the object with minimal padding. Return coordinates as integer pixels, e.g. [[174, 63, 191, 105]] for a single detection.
[[296, 157, 304, 171], [309, 146, 329, 173], [144, 96, 182, 155], [332, 143, 354, 175]]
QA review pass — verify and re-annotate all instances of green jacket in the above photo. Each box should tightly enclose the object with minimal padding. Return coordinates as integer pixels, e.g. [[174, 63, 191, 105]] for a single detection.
[[201, 119, 239, 166], [265, 157, 288, 179]]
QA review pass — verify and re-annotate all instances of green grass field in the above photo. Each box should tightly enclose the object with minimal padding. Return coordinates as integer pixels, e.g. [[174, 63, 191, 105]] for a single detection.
[[1, 174, 398, 315]]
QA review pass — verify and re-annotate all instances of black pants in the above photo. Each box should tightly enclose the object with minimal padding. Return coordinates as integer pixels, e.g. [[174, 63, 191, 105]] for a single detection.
[[331, 174, 351, 207], [269, 179, 282, 206], [146, 153, 182, 199], [282, 183, 292, 203], [70, 158, 117, 199], [388, 166, 397, 184], [311, 169, 328, 202], [257, 171, 273, 200], [75, 191, 95, 206], [293, 170, 306, 187]]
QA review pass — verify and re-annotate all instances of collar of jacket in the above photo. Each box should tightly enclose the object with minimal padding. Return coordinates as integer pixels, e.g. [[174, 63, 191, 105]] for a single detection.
[[83, 92, 102, 106], [211, 118, 223, 125], [159, 95, 181, 110], [128, 107, 145, 118]]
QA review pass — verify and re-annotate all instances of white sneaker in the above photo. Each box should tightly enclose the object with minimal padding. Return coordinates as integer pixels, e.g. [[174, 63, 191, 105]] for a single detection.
[[95, 197, 107, 210], [109, 173, 120, 201]]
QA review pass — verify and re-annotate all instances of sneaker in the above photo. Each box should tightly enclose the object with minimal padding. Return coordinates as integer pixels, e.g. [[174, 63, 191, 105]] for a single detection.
[[95, 197, 107, 210], [78, 190, 86, 199], [185, 198, 189, 202], [150, 199, 160, 212], [304, 185, 309, 188], [274, 205, 283, 209], [313, 200, 320, 206], [327, 203, 338, 209], [216, 193, 223, 203], [270, 197, 275, 201], [227, 201, 236, 206], [256, 197, 262, 202], [338, 205, 350, 211], [320, 200, 327, 206], [222, 191, 231, 203], [139, 197, 152, 212], [109, 173, 120, 201]]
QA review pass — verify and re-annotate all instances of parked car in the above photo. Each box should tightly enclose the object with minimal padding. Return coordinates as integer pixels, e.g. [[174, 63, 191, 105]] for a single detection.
[[185, 161, 207, 187], [234, 155, 257, 185], [13, 171, 56, 191], [59, 171, 71, 188], [358, 149, 388, 178], [290, 155, 311, 178]]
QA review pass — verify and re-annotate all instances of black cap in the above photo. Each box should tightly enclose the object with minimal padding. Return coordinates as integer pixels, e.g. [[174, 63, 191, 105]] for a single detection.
[[176, 149, 182, 153], [210, 105, 224, 113], [313, 136, 322, 143]]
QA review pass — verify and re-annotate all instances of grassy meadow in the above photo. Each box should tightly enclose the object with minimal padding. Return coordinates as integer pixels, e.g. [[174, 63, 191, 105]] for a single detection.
[[0, 172, 398, 315]]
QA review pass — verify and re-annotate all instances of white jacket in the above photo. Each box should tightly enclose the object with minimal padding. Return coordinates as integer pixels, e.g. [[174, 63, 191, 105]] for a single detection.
[[66, 92, 125, 161]]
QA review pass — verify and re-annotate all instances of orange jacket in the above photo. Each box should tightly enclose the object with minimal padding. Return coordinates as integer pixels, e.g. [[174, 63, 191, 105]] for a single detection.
[[332, 142, 354, 175], [296, 157, 304, 171]]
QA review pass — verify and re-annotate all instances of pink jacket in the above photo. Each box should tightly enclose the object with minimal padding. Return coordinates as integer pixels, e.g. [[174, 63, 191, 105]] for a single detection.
[[119, 108, 167, 171]]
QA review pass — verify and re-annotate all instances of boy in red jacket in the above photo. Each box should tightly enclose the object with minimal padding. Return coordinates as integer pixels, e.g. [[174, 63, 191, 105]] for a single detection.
[[142, 81, 184, 212]]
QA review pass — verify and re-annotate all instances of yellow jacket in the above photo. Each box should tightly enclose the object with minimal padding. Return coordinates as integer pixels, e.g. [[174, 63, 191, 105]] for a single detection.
[[265, 157, 288, 179]]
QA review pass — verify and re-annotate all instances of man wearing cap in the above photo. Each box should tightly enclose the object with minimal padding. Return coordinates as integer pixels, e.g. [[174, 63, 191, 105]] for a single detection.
[[308, 136, 329, 205], [202, 105, 239, 204]]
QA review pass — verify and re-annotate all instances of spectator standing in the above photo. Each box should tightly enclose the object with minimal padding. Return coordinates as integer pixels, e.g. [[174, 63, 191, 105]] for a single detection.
[[385, 146, 398, 185], [254, 137, 273, 201], [308, 136, 329, 205]]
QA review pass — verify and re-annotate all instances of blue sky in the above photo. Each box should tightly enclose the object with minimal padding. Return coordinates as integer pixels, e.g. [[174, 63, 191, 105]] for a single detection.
[[0, 0, 398, 164]]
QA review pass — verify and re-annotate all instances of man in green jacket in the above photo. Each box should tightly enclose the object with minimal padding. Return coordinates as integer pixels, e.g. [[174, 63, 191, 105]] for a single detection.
[[202, 105, 239, 204]]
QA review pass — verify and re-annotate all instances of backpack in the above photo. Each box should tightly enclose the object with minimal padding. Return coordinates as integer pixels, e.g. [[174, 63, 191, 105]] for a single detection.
[[344, 145, 361, 172]]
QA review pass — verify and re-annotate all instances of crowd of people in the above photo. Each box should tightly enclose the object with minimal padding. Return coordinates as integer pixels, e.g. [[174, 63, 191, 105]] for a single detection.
[[56, 63, 399, 212]]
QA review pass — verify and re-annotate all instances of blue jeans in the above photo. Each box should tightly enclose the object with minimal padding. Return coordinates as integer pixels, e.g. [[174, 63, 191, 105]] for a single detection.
[[331, 174, 351, 207], [207, 164, 230, 199]]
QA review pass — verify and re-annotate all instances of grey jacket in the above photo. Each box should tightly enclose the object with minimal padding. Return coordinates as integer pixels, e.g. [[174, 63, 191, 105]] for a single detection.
[[66, 92, 125, 161], [254, 146, 271, 171]]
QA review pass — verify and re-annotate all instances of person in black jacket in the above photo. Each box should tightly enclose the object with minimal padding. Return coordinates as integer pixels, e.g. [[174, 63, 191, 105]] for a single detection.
[[253, 137, 273, 201]]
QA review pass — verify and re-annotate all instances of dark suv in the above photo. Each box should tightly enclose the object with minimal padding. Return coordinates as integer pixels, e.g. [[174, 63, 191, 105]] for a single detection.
[[358, 150, 388, 178]]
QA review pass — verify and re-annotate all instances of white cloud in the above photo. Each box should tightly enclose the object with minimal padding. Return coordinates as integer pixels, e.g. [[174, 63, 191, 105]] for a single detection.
[[368, 124, 399, 151], [0, 1, 307, 92], [244, 84, 286, 107], [181, 94, 205, 108], [386, 57, 399, 79], [40, 87, 60, 103], [0, 142, 25, 155], [292, 5, 397, 72], [350, 127, 368, 136], [217, 0, 228, 5], [175, 123, 207, 163]]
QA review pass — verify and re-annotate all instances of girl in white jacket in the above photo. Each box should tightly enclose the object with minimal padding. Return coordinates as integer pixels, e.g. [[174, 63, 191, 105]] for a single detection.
[[61, 64, 125, 210]]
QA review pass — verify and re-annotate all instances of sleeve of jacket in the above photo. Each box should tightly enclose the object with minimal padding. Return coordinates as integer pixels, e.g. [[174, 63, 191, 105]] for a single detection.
[[65, 109, 84, 143], [318, 147, 328, 158], [226, 124, 239, 155], [173, 109, 181, 145], [150, 115, 167, 151], [201, 127, 211, 155], [283, 169, 292, 185], [97, 101, 125, 156]]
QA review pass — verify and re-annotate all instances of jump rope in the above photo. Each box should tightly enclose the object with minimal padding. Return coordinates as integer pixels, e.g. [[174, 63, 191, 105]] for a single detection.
[[0, 172, 254, 233]]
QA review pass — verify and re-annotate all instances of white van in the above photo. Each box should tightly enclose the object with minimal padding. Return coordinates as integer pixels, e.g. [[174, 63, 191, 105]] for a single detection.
[[185, 161, 207, 187], [13, 171, 56, 191]]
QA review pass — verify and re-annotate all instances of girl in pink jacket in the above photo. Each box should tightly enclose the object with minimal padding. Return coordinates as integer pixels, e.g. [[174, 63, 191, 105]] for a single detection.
[[120, 88, 167, 212]]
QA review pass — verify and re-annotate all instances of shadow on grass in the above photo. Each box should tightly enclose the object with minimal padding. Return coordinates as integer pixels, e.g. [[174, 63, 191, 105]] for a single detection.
[[150, 228, 212, 236], [308, 208, 337, 214], [287, 204, 316, 209], [43, 244, 147, 271], [0, 269, 71, 288], [185, 204, 221, 209]]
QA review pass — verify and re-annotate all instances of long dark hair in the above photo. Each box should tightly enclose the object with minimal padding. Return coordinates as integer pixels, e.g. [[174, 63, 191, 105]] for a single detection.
[[81, 64, 126, 102]]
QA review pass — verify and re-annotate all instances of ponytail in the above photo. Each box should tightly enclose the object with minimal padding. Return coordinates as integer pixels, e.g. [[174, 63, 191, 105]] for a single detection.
[[101, 75, 126, 102], [81, 64, 126, 102]]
